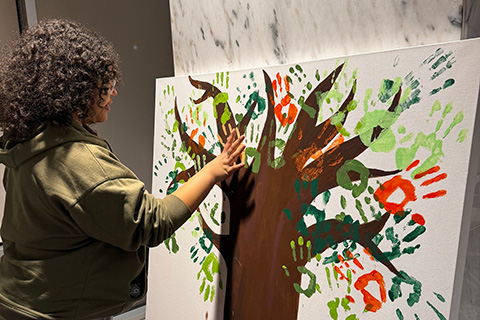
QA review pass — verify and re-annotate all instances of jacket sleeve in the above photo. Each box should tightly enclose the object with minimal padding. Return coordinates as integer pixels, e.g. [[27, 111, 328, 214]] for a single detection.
[[68, 177, 192, 251]]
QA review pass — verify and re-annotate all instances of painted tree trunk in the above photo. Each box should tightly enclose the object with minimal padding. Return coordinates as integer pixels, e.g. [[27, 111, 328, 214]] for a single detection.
[[173, 65, 403, 319]]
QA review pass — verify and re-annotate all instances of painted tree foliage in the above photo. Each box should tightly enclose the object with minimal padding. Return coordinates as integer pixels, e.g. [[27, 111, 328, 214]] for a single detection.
[[156, 47, 464, 319]]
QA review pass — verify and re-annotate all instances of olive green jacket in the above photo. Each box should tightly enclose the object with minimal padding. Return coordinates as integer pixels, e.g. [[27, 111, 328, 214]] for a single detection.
[[0, 123, 191, 319]]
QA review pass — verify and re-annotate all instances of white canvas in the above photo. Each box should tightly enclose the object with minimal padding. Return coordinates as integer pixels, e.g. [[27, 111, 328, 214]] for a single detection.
[[147, 39, 480, 320]]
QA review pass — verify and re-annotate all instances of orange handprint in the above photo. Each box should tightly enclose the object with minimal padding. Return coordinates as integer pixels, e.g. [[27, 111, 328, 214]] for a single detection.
[[272, 72, 298, 127]]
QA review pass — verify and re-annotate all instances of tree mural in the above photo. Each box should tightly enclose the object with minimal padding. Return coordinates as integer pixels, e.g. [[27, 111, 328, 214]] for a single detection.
[[154, 47, 468, 319]]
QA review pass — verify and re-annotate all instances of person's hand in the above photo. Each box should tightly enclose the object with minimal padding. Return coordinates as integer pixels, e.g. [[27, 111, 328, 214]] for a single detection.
[[204, 130, 246, 184], [172, 130, 246, 212]]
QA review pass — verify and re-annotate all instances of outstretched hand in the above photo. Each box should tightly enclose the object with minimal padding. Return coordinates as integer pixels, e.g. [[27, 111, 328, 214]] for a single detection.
[[205, 130, 246, 184], [172, 130, 246, 212]]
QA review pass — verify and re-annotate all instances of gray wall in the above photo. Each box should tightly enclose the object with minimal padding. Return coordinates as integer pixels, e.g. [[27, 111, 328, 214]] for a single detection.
[[35, 0, 175, 191], [0, 0, 20, 238]]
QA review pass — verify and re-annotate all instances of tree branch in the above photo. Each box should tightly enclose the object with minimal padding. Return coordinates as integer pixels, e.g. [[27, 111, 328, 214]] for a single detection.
[[256, 71, 277, 173], [305, 212, 401, 277], [238, 97, 257, 136], [174, 98, 215, 164], [188, 76, 238, 148], [198, 213, 223, 252], [284, 64, 345, 159]]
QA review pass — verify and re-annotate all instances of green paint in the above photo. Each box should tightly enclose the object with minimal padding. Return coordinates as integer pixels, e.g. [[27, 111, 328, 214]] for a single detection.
[[295, 64, 303, 73], [434, 292, 446, 302], [212, 92, 229, 114], [395, 132, 444, 178], [355, 109, 398, 153], [384, 227, 402, 260], [335, 212, 346, 222], [244, 91, 266, 119], [430, 87, 442, 95], [345, 315, 358, 320], [364, 196, 371, 205], [341, 296, 351, 311], [396, 309, 404, 320], [399, 86, 412, 108], [457, 129, 468, 142], [290, 240, 297, 261], [346, 269, 353, 286], [443, 78, 455, 89], [325, 267, 333, 289], [389, 270, 422, 306], [427, 301, 447, 320], [199, 231, 213, 253], [306, 240, 312, 262], [164, 233, 179, 253], [191, 248, 199, 260], [282, 265, 290, 277], [327, 298, 340, 320], [283, 209, 292, 220], [210, 203, 220, 226], [167, 170, 180, 195], [204, 284, 210, 301], [267, 138, 286, 169], [431, 52, 452, 70], [245, 147, 262, 173], [364, 88, 372, 112], [235, 113, 243, 123], [331, 111, 350, 137], [403, 225, 426, 243], [293, 266, 317, 297], [435, 119, 444, 133], [414, 314, 420, 320], [443, 111, 463, 138], [198, 253, 222, 301], [378, 78, 402, 103], [298, 236, 304, 246], [402, 244, 420, 254], [398, 126, 406, 134], [341, 195, 347, 209], [324, 190, 332, 204], [297, 204, 326, 236], [423, 48, 444, 65], [442, 102, 453, 118], [336, 159, 370, 198], [298, 96, 317, 119], [347, 100, 358, 112], [298, 236, 304, 260], [355, 199, 368, 223], [221, 104, 232, 125]]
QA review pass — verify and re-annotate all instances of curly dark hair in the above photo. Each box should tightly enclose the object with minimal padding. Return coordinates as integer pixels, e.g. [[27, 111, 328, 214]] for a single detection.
[[0, 19, 121, 142]]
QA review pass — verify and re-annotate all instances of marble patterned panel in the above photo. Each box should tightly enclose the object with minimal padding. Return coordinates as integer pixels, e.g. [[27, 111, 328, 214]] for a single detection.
[[170, 0, 462, 76]]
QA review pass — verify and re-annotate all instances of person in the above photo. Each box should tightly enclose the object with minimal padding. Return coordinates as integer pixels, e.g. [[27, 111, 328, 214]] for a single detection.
[[0, 19, 245, 319]]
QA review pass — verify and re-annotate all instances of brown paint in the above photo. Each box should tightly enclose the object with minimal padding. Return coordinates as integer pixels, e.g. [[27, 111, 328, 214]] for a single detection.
[[170, 66, 403, 318]]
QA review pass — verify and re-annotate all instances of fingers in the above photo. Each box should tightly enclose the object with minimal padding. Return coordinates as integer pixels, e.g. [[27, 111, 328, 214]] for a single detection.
[[224, 130, 245, 159], [230, 143, 246, 160], [226, 161, 245, 176], [223, 130, 236, 152]]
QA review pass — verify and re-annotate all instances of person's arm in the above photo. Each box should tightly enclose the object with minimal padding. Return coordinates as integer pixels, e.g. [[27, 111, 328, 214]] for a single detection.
[[172, 130, 245, 212]]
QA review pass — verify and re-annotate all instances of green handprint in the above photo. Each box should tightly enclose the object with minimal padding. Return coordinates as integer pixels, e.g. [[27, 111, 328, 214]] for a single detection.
[[197, 252, 223, 302]]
